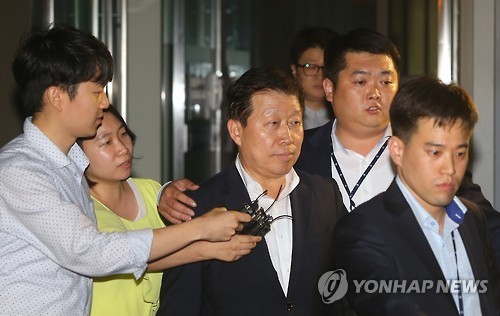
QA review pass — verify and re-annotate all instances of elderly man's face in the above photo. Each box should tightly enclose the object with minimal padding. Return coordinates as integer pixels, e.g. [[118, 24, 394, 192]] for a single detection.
[[228, 90, 303, 182]]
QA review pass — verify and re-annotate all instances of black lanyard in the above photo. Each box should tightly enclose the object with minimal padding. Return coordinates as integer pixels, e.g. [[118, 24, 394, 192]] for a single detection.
[[451, 231, 465, 316], [330, 137, 389, 210], [445, 201, 464, 316]]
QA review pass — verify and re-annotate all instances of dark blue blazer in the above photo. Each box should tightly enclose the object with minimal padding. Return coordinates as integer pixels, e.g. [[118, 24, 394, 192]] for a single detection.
[[295, 120, 500, 270], [158, 165, 347, 316], [333, 180, 500, 316], [295, 120, 335, 178]]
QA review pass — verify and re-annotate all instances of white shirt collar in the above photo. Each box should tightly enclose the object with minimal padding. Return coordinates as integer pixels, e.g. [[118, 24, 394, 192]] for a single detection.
[[396, 175, 467, 235], [234, 154, 300, 202], [24, 117, 89, 174], [330, 119, 392, 154]]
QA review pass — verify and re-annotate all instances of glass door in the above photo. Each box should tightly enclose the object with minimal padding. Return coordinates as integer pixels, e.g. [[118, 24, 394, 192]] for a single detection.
[[162, 0, 449, 183], [164, 0, 250, 183]]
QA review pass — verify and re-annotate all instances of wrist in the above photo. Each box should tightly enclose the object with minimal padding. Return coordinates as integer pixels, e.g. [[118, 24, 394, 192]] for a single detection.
[[197, 241, 213, 260], [156, 180, 172, 206], [187, 216, 206, 241]]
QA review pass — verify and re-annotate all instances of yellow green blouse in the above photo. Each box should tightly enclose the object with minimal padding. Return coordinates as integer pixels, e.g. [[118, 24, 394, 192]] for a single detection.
[[90, 178, 165, 316]]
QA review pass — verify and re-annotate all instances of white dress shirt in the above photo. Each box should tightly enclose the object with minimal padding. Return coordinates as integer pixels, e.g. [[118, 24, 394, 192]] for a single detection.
[[397, 177, 482, 316], [330, 120, 395, 210], [0, 118, 152, 315], [235, 156, 299, 295]]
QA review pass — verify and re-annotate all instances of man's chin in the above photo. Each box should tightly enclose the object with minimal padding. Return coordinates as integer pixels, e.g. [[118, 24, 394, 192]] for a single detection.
[[84, 131, 98, 139]]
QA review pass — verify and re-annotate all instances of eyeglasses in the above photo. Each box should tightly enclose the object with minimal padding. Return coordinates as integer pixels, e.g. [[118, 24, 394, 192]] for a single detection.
[[296, 63, 324, 76]]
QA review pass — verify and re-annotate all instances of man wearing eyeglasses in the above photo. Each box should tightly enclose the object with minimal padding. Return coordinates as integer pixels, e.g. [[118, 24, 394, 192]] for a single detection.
[[290, 27, 338, 130]]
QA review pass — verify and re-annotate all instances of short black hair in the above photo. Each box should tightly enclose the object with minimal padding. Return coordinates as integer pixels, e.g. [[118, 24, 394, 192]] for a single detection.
[[225, 67, 304, 127], [12, 23, 114, 117], [324, 28, 400, 87], [390, 76, 478, 143]]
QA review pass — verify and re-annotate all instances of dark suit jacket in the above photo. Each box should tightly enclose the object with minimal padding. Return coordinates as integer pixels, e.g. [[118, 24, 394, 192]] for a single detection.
[[295, 120, 500, 270], [333, 180, 499, 316], [295, 120, 335, 179], [158, 165, 347, 316]]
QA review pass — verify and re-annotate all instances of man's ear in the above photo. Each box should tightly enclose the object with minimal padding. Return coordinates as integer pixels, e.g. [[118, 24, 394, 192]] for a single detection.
[[323, 78, 334, 103], [227, 119, 242, 146], [44, 86, 65, 112], [389, 136, 404, 167]]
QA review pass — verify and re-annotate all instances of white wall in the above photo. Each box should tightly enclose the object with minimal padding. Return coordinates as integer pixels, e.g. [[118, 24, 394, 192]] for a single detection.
[[460, 0, 496, 206], [127, 0, 162, 182]]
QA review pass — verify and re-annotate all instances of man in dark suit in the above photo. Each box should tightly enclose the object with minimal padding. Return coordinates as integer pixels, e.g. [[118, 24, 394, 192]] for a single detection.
[[158, 67, 347, 316], [333, 76, 499, 315], [295, 28, 500, 268], [159, 30, 499, 247]]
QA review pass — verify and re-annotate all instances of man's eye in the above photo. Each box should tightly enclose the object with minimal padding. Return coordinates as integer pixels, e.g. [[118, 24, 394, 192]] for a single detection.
[[266, 121, 280, 129]]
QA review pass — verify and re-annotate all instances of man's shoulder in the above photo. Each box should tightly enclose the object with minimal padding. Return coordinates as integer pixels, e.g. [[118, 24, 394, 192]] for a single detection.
[[459, 197, 491, 231], [342, 193, 388, 223], [295, 169, 345, 201], [295, 169, 348, 208], [296, 123, 333, 176], [356, 192, 386, 211], [0, 135, 44, 174], [303, 120, 333, 143], [334, 193, 394, 242], [187, 167, 243, 213], [192, 168, 235, 193], [295, 168, 335, 187]]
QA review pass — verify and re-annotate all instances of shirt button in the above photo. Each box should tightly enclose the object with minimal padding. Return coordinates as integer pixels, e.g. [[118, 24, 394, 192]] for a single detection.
[[286, 301, 293, 311]]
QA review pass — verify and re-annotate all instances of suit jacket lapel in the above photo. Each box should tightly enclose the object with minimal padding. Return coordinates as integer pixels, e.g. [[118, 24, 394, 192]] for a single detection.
[[384, 181, 449, 280], [287, 180, 312, 295], [384, 180, 457, 309], [457, 210, 492, 313], [222, 166, 285, 297], [459, 212, 485, 277]]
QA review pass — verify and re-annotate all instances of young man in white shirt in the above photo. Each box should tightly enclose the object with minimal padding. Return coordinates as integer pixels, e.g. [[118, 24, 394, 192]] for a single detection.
[[0, 23, 254, 315]]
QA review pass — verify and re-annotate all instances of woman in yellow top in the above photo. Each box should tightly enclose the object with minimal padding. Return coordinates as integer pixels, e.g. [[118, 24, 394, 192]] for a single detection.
[[80, 105, 260, 315]]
